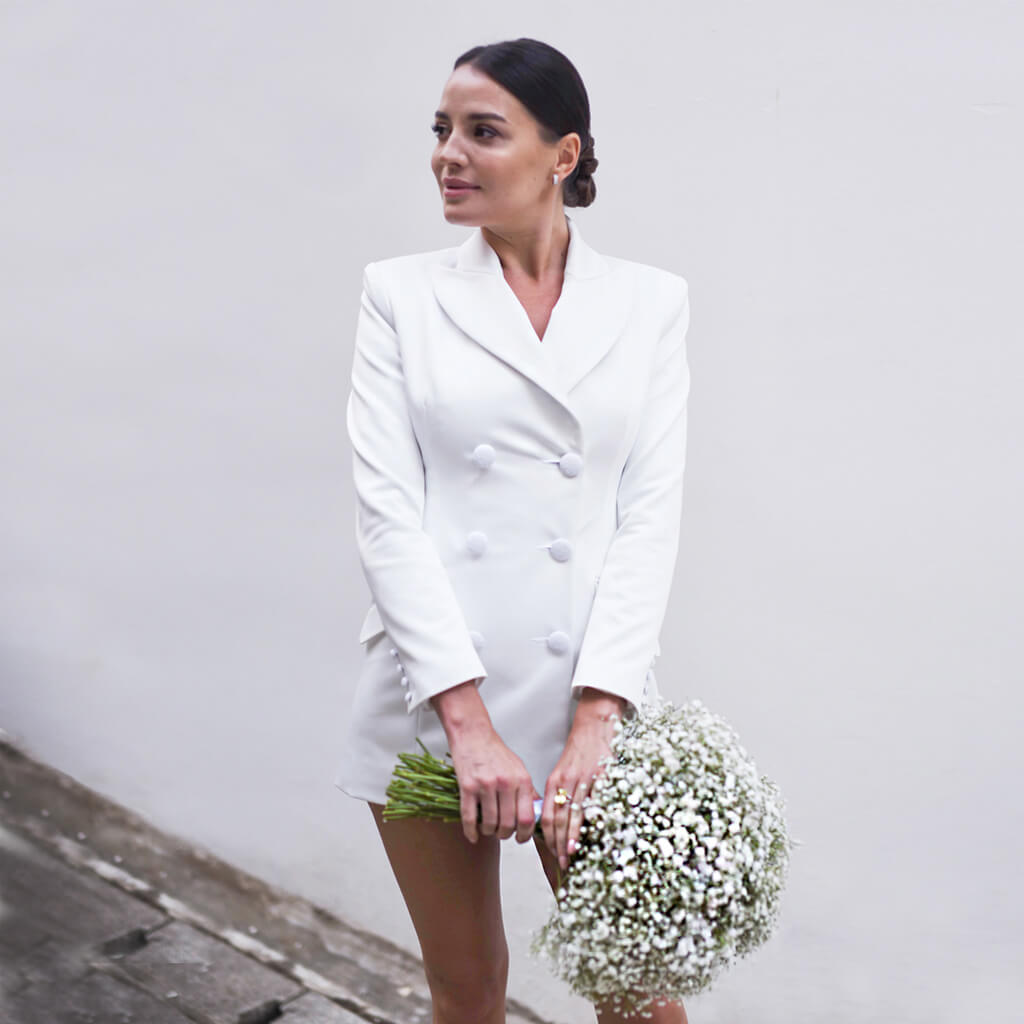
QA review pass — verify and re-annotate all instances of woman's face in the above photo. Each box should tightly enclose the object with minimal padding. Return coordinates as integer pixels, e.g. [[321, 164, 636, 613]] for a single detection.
[[430, 64, 577, 229]]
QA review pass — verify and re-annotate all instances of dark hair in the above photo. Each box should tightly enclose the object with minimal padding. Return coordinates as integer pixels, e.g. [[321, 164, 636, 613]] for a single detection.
[[453, 38, 598, 208]]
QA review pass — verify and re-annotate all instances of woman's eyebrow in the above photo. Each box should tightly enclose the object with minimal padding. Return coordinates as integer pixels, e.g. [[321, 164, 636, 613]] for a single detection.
[[433, 110, 510, 124]]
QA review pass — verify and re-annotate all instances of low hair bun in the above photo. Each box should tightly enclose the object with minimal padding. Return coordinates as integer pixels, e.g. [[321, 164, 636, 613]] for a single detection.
[[565, 135, 598, 209]]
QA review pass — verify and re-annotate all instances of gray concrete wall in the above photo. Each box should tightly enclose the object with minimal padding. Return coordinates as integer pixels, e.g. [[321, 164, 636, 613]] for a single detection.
[[2, 3, 1020, 1021]]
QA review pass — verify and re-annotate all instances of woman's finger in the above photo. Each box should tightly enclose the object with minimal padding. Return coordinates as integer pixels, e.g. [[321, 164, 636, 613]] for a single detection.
[[540, 783, 561, 860], [516, 786, 538, 844], [478, 785, 499, 838], [460, 785, 479, 844], [496, 784, 517, 841], [557, 807, 570, 870], [554, 783, 575, 869], [567, 785, 588, 857]]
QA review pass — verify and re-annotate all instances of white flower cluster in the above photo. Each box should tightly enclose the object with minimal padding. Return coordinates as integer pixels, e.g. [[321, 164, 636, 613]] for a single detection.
[[531, 698, 794, 1015]]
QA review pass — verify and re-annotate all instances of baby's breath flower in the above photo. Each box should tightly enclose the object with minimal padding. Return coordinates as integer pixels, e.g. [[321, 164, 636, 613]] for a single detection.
[[530, 698, 798, 1014]]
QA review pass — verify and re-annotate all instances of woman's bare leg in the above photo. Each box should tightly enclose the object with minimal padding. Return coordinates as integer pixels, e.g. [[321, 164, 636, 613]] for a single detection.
[[532, 835, 689, 1024], [369, 801, 509, 1024]]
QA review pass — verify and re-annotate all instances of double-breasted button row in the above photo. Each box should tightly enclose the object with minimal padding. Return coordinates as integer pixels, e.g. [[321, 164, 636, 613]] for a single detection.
[[467, 441, 580, 663], [464, 531, 573, 563], [390, 646, 413, 707], [470, 443, 583, 479], [464, 628, 568, 658]]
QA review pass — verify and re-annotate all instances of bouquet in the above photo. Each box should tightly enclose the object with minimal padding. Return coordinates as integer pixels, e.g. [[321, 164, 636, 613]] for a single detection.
[[384, 698, 797, 1015]]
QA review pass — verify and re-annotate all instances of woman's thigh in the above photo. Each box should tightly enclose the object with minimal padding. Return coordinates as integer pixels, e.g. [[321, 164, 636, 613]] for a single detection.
[[368, 802, 508, 986]]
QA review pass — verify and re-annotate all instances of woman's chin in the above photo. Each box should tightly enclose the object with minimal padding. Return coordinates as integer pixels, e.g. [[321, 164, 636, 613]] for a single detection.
[[441, 206, 485, 226]]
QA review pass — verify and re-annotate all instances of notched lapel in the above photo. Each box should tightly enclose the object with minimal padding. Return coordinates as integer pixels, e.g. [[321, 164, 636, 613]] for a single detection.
[[543, 272, 632, 394], [429, 215, 634, 420], [430, 265, 572, 414]]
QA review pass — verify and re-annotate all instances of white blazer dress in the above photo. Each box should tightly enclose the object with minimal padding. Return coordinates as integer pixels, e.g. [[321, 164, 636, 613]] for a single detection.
[[334, 213, 691, 805]]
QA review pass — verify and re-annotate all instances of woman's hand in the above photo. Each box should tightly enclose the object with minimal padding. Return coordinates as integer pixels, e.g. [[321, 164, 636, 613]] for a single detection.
[[432, 681, 540, 846], [541, 688, 627, 870]]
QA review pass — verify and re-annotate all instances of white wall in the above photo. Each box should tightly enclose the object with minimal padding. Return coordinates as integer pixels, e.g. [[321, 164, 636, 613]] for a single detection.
[[2, 3, 1021, 1021]]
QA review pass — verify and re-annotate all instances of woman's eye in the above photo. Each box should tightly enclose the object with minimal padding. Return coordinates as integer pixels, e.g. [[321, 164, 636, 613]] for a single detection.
[[430, 123, 497, 140]]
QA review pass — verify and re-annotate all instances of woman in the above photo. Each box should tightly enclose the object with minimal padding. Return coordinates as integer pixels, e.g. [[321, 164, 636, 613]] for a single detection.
[[335, 38, 691, 1024]]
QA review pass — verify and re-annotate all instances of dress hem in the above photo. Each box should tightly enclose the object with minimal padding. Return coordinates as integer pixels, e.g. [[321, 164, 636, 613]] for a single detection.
[[333, 775, 388, 806]]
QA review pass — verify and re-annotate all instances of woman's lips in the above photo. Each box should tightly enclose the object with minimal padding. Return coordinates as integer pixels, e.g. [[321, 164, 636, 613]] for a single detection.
[[443, 184, 479, 197]]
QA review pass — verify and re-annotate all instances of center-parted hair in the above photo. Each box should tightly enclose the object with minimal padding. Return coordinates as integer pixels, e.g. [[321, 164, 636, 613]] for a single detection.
[[453, 38, 599, 208]]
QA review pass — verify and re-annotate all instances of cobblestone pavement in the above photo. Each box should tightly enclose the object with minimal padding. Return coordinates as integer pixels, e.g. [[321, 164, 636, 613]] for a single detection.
[[0, 735, 551, 1024]]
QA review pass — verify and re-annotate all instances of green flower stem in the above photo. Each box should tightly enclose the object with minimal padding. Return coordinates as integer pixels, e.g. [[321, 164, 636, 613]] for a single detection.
[[383, 740, 467, 821], [384, 742, 561, 889]]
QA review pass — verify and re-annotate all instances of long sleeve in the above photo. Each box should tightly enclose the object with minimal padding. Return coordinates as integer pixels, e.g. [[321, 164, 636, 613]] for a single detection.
[[570, 275, 692, 712], [347, 261, 487, 714]]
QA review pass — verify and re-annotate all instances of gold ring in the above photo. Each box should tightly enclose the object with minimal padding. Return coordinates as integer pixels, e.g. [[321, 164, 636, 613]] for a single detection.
[[553, 787, 569, 806]]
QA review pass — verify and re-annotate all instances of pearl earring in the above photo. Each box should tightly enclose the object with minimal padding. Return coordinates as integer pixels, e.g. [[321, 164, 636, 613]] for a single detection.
[[553, 173, 559, 184]]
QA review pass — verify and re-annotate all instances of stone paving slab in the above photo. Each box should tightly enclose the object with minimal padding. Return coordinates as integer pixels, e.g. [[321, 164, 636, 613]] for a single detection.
[[277, 991, 375, 1023], [113, 919, 304, 1023], [4, 967, 193, 1024], [0, 823, 166, 947], [0, 733, 553, 1024], [0, 822, 191, 1024]]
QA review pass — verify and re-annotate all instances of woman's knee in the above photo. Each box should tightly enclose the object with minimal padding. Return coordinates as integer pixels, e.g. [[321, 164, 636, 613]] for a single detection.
[[423, 938, 510, 1022]]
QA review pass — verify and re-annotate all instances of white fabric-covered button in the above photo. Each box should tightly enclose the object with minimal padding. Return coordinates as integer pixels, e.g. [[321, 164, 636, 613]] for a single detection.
[[471, 443, 496, 469], [400, 675, 409, 687], [404, 691, 414, 706], [546, 630, 571, 655], [469, 630, 485, 650], [389, 647, 398, 657], [558, 451, 583, 477], [467, 530, 488, 557], [549, 538, 572, 562]]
